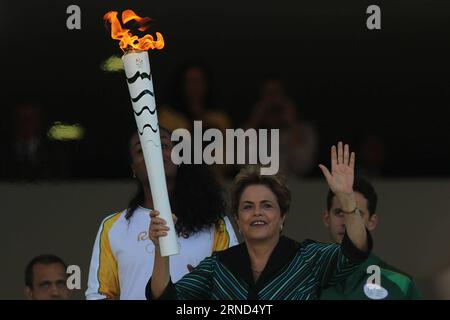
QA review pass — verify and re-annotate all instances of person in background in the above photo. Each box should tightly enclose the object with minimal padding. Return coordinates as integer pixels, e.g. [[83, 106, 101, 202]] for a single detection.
[[158, 61, 234, 180], [12, 102, 50, 180], [320, 177, 421, 299], [24, 254, 70, 300], [358, 133, 386, 178], [245, 76, 318, 177]]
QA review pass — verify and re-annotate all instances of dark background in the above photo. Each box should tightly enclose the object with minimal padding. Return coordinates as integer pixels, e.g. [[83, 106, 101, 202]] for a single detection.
[[3, 0, 450, 179]]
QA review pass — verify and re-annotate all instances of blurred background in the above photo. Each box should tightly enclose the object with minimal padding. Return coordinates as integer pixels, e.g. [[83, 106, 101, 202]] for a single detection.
[[2, 0, 450, 299]]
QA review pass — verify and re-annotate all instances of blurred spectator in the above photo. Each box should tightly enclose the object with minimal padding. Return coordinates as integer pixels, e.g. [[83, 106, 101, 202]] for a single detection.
[[9, 100, 79, 181], [245, 76, 319, 177], [24, 254, 70, 300], [359, 133, 386, 177], [321, 177, 421, 299], [11, 102, 50, 180], [159, 61, 231, 132], [430, 264, 450, 299], [159, 61, 234, 179]]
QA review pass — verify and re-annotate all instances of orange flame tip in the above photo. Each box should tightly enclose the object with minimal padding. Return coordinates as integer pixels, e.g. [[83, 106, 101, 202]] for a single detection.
[[103, 10, 164, 53]]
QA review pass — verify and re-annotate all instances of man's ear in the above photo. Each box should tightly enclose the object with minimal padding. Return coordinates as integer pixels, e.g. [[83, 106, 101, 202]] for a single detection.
[[24, 286, 33, 300], [322, 210, 330, 227], [367, 213, 379, 231]]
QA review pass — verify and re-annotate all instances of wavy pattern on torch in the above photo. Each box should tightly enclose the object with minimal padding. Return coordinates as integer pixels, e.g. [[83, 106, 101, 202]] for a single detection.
[[126, 71, 152, 84], [131, 89, 154, 102], [133, 106, 156, 116], [138, 124, 158, 135]]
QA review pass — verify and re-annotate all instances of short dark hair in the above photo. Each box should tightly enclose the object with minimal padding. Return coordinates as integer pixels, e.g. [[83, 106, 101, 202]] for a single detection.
[[326, 177, 378, 216], [25, 254, 68, 288], [231, 165, 291, 217]]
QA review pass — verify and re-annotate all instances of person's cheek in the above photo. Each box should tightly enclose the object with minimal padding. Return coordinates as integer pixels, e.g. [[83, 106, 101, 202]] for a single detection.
[[164, 150, 172, 163]]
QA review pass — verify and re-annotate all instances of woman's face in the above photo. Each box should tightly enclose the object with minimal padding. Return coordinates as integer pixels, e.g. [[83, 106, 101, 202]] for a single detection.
[[236, 184, 285, 244], [130, 129, 177, 185]]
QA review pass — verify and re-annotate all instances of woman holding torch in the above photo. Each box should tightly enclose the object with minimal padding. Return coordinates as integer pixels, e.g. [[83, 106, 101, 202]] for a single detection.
[[147, 142, 372, 300], [88, 10, 237, 300], [86, 127, 238, 300]]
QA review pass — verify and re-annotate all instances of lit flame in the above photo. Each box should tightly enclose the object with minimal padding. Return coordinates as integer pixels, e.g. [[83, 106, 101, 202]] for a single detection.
[[103, 10, 164, 52]]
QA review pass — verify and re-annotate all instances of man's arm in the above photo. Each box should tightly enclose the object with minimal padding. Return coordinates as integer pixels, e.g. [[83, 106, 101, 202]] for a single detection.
[[319, 141, 368, 251]]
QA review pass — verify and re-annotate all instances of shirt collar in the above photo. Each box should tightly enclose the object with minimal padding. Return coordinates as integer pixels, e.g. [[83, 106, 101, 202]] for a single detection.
[[217, 236, 300, 287]]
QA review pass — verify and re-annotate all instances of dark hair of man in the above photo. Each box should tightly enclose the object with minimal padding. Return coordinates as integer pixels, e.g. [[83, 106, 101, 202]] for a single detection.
[[25, 254, 68, 288], [326, 177, 378, 216]]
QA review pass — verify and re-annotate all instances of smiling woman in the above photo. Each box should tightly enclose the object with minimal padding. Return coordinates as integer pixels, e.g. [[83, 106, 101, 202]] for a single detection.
[[230, 167, 290, 281], [146, 142, 374, 300]]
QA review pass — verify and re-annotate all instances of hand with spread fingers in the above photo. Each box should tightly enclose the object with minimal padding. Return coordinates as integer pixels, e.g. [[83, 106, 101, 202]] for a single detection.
[[319, 141, 355, 203]]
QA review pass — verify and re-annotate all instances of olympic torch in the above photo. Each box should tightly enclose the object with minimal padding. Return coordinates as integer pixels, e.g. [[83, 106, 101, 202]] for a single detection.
[[104, 10, 179, 256]]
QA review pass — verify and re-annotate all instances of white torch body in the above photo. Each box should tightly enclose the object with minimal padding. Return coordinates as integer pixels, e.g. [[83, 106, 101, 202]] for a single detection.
[[122, 50, 179, 257]]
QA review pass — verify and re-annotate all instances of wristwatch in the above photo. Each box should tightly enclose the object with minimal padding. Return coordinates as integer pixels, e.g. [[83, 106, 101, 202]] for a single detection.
[[341, 207, 361, 215]]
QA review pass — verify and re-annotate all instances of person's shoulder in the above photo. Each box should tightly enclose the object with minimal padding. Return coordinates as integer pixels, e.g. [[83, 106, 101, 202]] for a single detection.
[[279, 236, 302, 249], [102, 209, 126, 221], [218, 215, 237, 233], [99, 210, 126, 229], [215, 241, 246, 260], [301, 238, 318, 246], [205, 109, 228, 117], [158, 104, 190, 131], [374, 255, 414, 280], [300, 238, 335, 248], [371, 255, 422, 298], [214, 216, 228, 231], [204, 110, 232, 129], [299, 239, 341, 256]]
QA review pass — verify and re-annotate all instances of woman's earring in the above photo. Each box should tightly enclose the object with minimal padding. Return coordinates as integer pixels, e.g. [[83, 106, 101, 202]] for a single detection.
[[280, 224, 283, 232]]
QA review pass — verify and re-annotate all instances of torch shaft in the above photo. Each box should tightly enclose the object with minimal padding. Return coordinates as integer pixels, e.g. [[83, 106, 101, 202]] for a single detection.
[[122, 51, 179, 257]]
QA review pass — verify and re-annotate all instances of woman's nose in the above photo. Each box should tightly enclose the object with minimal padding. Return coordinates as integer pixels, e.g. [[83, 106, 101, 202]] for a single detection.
[[253, 206, 263, 216]]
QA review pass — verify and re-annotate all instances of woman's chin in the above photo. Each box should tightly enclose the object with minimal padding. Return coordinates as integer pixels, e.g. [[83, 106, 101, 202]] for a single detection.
[[245, 232, 278, 243]]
